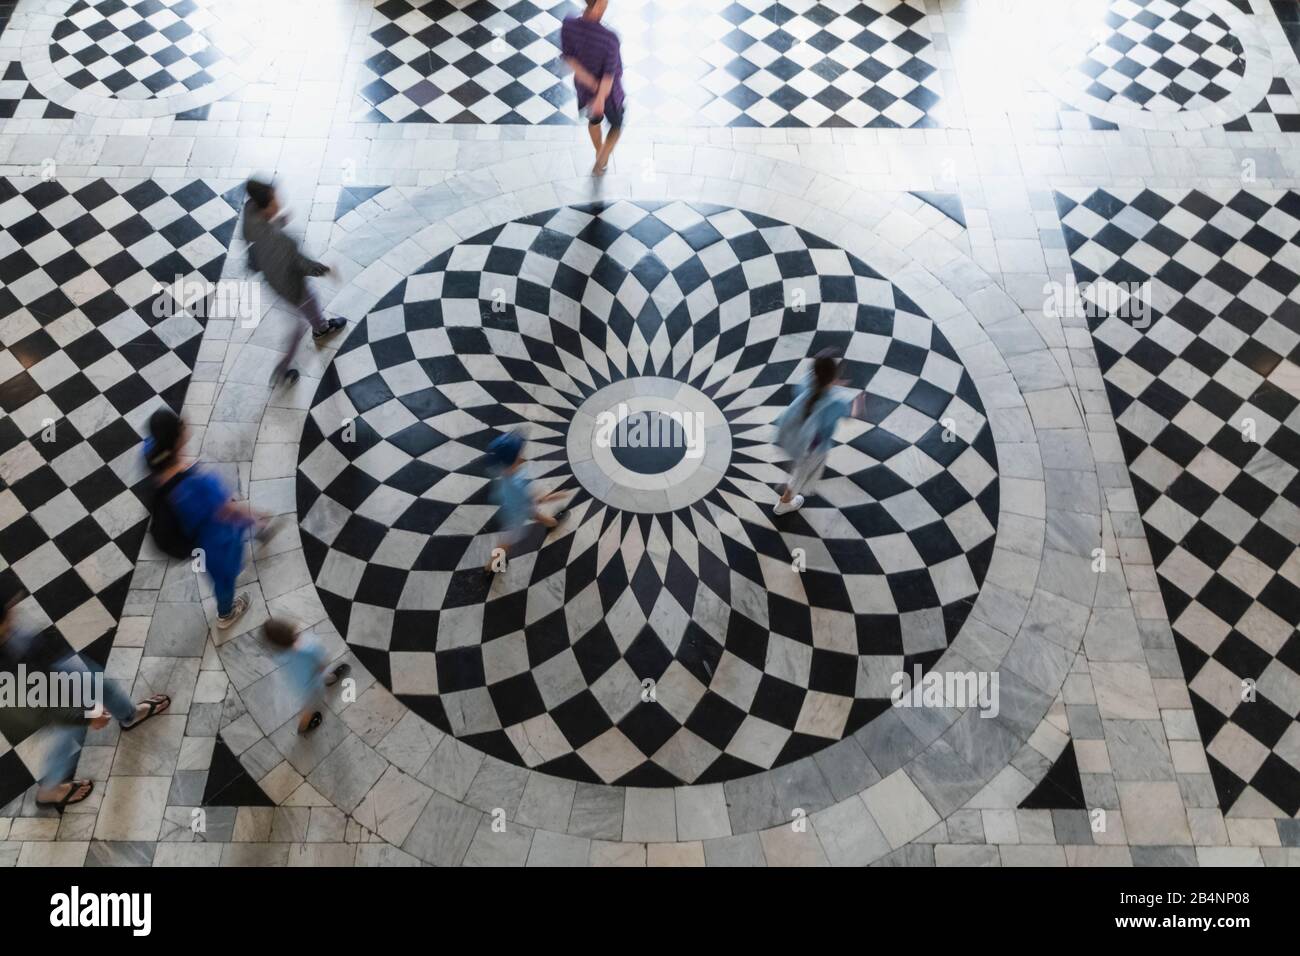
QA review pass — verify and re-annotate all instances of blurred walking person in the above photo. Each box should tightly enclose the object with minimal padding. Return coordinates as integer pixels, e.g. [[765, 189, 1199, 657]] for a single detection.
[[262, 619, 350, 734], [483, 431, 570, 574], [0, 589, 170, 809], [144, 408, 270, 630], [561, 0, 626, 176], [243, 179, 346, 387], [773, 351, 865, 515]]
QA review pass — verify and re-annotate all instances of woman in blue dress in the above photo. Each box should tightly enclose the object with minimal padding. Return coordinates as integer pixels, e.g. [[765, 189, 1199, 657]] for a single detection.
[[144, 409, 269, 630], [773, 351, 865, 515]]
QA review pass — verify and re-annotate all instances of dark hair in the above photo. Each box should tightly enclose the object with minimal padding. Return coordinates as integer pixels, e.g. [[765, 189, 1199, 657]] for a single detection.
[[487, 431, 525, 470], [246, 179, 275, 210], [263, 619, 297, 649], [803, 350, 839, 421], [146, 408, 183, 472]]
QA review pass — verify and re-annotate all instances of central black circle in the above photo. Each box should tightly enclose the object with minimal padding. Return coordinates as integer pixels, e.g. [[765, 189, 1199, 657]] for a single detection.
[[608, 410, 689, 474]]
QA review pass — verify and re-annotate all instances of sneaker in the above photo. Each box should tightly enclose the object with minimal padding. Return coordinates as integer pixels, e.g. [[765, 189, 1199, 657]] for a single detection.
[[312, 317, 346, 341], [773, 494, 804, 515], [325, 663, 351, 687], [273, 367, 300, 387], [216, 592, 251, 630]]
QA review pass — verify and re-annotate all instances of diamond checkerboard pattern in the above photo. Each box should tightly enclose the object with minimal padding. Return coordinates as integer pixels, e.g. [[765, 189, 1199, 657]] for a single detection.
[[297, 199, 998, 786], [356, 0, 943, 128], [0, 177, 239, 808], [1062, 0, 1245, 113], [49, 0, 246, 101], [1224, 77, 1300, 133], [0, 61, 76, 120], [1058, 187, 1300, 817]]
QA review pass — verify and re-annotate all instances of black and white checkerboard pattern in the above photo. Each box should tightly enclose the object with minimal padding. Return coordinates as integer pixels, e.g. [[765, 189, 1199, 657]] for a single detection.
[[1064, 76, 1300, 133], [1058, 187, 1300, 817], [1062, 0, 1245, 113], [49, 0, 244, 101], [1224, 76, 1300, 132], [357, 0, 943, 128], [0, 177, 239, 809], [0, 61, 76, 120], [297, 200, 998, 786]]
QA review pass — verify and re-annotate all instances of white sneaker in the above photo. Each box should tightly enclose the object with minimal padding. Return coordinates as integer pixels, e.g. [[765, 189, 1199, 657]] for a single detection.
[[773, 494, 804, 515]]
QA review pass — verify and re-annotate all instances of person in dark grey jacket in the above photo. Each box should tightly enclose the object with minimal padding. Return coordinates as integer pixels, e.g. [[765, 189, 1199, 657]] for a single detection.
[[243, 179, 346, 385]]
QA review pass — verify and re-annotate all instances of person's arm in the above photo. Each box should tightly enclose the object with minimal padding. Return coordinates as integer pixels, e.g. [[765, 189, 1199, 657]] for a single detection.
[[294, 245, 331, 279], [564, 56, 599, 92], [589, 73, 614, 118]]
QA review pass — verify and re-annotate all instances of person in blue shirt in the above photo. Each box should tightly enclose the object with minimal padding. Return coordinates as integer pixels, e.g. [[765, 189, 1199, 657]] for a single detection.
[[773, 351, 865, 515], [144, 409, 270, 630], [484, 431, 570, 574]]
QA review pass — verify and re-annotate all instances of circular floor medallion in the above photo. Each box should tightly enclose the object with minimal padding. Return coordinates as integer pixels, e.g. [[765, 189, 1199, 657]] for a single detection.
[[298, 200, 1000, 785], [49, 0, 243, 101]]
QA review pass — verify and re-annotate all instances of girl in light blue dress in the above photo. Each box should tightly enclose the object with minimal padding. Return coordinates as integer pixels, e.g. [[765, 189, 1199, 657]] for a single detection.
[[773, 351, 865, 515]]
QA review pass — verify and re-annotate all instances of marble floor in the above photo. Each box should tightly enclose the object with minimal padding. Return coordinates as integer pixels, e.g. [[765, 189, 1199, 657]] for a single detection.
[[0, 0, 1298, 868]]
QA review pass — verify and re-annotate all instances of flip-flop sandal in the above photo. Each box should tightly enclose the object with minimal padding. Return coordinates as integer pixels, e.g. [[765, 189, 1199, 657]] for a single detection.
[[37, 779, 94, 811], [120, 694, 171, 732], [303, 712, 323, 733]]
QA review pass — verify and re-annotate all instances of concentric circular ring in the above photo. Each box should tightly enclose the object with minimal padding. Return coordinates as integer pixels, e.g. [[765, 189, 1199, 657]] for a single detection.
[[297, 200, 1000, 786], [568, 377, 731, 513]]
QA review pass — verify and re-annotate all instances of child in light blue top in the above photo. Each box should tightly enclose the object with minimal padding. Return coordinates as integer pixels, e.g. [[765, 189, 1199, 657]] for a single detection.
[[264, 620, 350, 734], [773, 351, 865, 515], [484, 431, 570, 573]]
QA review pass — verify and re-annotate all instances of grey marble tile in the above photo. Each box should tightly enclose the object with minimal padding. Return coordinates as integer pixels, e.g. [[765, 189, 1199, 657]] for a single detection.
[[463, 815, 534, 867], [85, 841, 157, 867], [907, 737, 987, 817], [769, 757, 836, 817], [304, 734, 388, 814], [525, 829, 590, 867], [869, 844, 934, 867], [723, 773, 785, 834], [1130, 846, 1197, 867], [852, 708, 926, 775], [401, 791, 482, 866], [813, 737, 882, 801], [463, 757, 529, 816], [568, 784, 625, 840], [1106, 720, 1176, 782]]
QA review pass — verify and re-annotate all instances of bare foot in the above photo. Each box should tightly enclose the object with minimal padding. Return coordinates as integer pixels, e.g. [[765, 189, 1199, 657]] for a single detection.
[[36, 779, 93, 808]]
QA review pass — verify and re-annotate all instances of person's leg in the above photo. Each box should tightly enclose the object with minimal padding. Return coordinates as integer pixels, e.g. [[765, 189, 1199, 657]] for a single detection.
[[210, 550, 249, 627], [273, 309, 309, 384], [296, 664, 329, 733], [587, 116, 604, 171], [36, 724, 90, 803], [299, 288, 330, 334], [775, 452, 823, 513], [595, 104, 623, 172], [98, 676, 138, 725]]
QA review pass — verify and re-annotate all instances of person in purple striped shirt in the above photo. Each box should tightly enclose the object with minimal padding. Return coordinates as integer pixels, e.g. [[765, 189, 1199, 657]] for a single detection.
[[561, 0, 625, 176]]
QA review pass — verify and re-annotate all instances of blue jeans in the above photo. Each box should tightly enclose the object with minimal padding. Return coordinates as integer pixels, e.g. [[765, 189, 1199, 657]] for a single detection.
[[38, 657, 135, 789]]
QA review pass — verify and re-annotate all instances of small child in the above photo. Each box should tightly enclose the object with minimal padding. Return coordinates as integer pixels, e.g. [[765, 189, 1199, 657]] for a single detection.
[[263, 619, 350, 734], [483, 431, 570, 574]]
